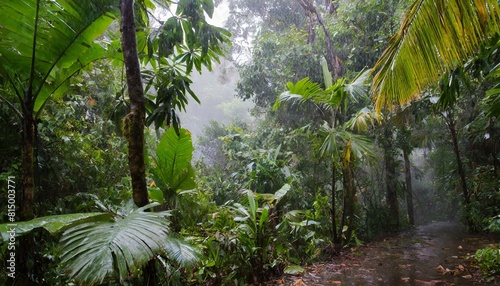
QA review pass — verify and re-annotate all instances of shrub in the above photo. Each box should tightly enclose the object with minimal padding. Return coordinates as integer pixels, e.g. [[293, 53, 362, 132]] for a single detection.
[[475, 246, 500, 281]]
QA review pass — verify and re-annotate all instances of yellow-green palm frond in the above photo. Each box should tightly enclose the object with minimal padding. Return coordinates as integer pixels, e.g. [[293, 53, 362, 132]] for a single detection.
[[372, 0, 500, 113], [345, 107, 381, 133]]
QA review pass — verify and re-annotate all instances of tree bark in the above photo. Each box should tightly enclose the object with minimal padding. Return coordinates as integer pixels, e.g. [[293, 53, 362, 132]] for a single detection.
[[340, 163, 356, 246], [20, 96, 35, 220], [383, 127, 399, 231], [120, 0, 149, 208], [120, 1, 155, 284], [444, 113, 470, 205], [296, 0, 344, 79], [403, 149, 415, 225], [330, 163, 340, 248]]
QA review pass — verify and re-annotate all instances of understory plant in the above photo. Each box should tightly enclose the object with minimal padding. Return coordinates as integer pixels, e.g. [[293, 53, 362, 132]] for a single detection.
[[0, 201, 200, 285], [475, 246, 500, 281]]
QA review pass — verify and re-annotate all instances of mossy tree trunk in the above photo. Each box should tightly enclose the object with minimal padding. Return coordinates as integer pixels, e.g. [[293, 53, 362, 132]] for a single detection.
[[120, 0, 149, 208]]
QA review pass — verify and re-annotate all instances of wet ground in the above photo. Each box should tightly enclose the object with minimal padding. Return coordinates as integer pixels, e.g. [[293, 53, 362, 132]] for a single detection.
[[271, 222, 500, 286]]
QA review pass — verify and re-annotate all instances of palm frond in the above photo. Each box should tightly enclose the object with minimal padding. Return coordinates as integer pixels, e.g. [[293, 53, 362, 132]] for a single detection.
[[485, 63, 500, 116], [273, 77, 324, 110], [59, 204, 171, 285], [163, 236, 201, 267], [345, 107, 381, 133], [372, 0, 500, 112], [345, 69, 371, 102], [318, 121, 341, 158], [0, 213, 110, 241]]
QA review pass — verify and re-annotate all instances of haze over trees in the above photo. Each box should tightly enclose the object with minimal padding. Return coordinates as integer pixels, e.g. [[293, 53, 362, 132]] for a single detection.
[[0, 0, 499, 285]]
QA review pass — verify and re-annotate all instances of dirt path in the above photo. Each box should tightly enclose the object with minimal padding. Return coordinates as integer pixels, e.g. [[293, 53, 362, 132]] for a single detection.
[[274, 222, 499, 286]]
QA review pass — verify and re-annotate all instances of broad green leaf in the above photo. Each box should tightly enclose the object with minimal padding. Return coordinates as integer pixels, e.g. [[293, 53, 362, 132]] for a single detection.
[[148, 187, 164, 202], [152, 128, 197, 196], [0, 0, 119, 115], [259, 208, 269, 231], [274, 183, 290, 204], [284, 265, 305, 275]]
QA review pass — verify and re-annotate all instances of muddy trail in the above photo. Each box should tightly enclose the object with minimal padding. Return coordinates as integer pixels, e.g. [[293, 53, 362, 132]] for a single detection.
[[273, 222, 500, 286]]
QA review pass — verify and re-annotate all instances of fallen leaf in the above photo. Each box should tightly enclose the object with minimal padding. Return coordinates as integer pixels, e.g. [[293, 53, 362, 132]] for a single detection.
[[462, 275, 472, 279], [435, 265, 446, 274], [292, 278, 307, 286], [414, 279, 433, 285], [401, 277, 410, 282]]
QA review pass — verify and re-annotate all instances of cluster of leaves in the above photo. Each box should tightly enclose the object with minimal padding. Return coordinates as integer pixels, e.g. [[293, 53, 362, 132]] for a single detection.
[[474, 246, 500, 281]]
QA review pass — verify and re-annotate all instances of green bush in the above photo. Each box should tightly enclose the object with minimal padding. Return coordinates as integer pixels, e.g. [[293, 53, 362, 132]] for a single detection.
[[475, 246, 500, 280]]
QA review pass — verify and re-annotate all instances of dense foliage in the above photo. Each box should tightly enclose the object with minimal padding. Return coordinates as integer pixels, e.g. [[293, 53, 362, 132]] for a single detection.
[[0, 0, 499, 285]]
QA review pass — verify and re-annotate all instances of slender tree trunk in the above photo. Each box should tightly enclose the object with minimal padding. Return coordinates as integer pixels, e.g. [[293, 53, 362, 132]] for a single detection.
[[18, 92, 37, 283], [383, 127, 399, 231], [120, 0, 149, 208], [296, 0, 343, 79], [331, 163, 341, 249], [444, 113, 470, 205], [120, 1, 155, 284], [20, 99, 35, 220], [341, 163, 356, 246], [403, 149, 415, 225]]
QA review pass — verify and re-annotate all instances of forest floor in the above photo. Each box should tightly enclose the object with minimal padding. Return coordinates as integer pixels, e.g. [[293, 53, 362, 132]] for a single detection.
[[268, 221, 500, 286]]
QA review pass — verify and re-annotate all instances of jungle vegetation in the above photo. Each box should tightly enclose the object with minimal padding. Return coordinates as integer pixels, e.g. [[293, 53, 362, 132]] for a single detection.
[[0, 0, 499, 285]]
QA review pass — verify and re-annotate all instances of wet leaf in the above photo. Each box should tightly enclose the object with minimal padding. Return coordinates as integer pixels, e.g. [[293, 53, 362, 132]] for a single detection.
[[292, 278, 307, 286]]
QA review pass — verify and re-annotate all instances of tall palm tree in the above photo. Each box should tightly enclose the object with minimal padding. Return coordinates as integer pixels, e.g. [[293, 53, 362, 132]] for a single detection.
[[372, 0, 500, 113], [274, 59, 375, 247]]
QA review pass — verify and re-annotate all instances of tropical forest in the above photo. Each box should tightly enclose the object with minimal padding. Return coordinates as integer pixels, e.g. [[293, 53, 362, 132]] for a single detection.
[[1, 0, 500, 285]]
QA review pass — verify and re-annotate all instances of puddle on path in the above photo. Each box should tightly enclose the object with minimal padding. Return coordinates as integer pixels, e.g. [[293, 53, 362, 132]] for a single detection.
[[272, 222, 499, 286]]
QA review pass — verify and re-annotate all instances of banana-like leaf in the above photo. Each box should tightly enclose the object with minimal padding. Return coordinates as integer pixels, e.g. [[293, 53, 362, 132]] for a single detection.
[[59, 205, 171, 285], [151, 128, 197, 199], [0, 0, 119, 114], [372, 0, 500, 112]]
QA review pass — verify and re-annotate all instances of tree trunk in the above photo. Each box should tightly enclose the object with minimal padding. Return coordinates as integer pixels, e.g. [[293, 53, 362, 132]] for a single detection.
[[120, 0, 149, 208], [296, 0, 344, 79], [403, 149, 415, 225], [331, 163, 340, 248], [384, 127, 399, 231], [444, 113, 470, 205], [120, 1, 155, 284], [341, 162, 356, 246], [20, 99, 35, 220]]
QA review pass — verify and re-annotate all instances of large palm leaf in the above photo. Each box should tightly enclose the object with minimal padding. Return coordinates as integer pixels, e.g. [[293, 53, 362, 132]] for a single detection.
[[59, 203, 172, 285], [372, 0, 500, 112], [0, 0, 119, 114]]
